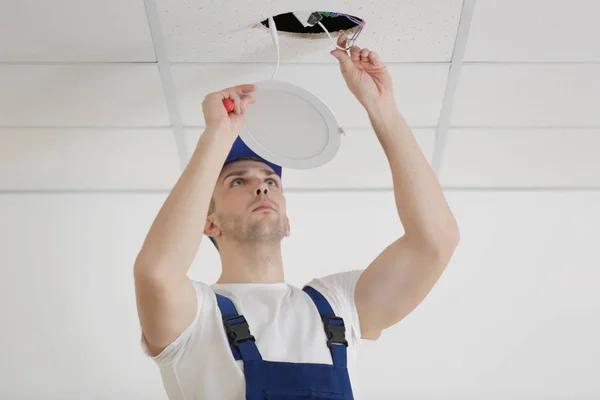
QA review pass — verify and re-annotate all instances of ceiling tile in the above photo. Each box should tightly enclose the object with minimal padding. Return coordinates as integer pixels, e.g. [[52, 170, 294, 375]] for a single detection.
[[0, 0, 155, 62], [439, 128, 600, 187], [0, 65, 170, 127], [451, 65, 600, 127], [185, 128, 435, 189], [0, 128, 181, 190], [172, 64, 448, 128], [156, 0, 462, 62], [465, 0, 600, 62]]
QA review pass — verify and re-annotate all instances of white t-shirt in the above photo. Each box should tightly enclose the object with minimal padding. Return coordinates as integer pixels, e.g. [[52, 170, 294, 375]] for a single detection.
[[142, 269, 365, 400]]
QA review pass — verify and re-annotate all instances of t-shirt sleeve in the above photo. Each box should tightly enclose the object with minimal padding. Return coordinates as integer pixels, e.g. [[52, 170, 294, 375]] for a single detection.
[[140, 280, 208, 367], [304, 269, 365, 346]]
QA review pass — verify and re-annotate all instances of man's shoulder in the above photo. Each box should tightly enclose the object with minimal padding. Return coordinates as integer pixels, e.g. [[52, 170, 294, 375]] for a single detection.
[[304, 269, 364, 291], [303, 269, 365, 345], [302, 269, 365, 315]]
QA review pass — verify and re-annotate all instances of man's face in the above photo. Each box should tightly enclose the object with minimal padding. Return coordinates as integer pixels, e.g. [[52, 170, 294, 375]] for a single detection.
[[206, 159, 290, 245]]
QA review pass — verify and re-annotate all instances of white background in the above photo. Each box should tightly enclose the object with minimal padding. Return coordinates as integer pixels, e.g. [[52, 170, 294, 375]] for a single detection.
[[1, 0, 599, 399]]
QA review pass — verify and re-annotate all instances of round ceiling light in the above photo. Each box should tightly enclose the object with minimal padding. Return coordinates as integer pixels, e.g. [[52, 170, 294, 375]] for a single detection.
[[239, 79, 342, 170]]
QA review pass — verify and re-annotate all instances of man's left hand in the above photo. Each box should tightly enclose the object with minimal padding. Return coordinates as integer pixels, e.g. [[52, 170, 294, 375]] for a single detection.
[[330, 33, 395, 111]]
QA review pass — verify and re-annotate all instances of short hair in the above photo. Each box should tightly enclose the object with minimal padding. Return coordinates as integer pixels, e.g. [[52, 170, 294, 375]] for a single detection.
[[208, 196, 216, 215], [207, 196, 218, 250]]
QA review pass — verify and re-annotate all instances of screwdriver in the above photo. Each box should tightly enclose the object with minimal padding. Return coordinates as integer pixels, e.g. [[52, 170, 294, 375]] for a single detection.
[[222, 98, 235, 113]]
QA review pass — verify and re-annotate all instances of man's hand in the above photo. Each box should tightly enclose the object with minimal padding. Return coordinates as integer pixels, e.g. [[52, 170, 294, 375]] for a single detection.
[[330, 34, 395, 112], [202, 84, 257, 135]]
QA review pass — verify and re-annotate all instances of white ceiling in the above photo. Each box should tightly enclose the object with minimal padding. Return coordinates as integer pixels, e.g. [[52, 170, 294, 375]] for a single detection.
[[1, 0, 599, 192]]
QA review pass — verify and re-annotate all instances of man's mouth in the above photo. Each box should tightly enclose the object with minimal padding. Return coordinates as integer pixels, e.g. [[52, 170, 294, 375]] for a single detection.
[[251, 199, 275, 212], [253, 205, 274, 212]]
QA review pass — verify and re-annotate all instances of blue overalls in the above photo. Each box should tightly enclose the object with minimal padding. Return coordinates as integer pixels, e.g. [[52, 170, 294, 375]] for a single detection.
[[215, 286, 355, 399]]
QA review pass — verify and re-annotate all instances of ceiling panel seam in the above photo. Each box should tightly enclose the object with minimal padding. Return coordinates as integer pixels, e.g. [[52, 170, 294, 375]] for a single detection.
[[431, 0, 478, 176], [168, 62, 452, 67], [2, 187, 600, 195], [0, 126, 173, 130], [143, 0, 188, 170], [0, 62, 158, 66], [179, 125, 440, 131], [3, 61, 599, 66], [456, 61, 600, 66], [2, 125, 599, 130]]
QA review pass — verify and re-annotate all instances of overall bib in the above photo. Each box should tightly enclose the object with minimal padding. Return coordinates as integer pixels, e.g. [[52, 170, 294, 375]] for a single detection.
[[215, 286, 355, 400]]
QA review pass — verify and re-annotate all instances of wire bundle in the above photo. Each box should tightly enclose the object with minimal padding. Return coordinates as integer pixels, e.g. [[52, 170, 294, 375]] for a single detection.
[[318, 12, 365, 50], [267, 12, 366, 80]]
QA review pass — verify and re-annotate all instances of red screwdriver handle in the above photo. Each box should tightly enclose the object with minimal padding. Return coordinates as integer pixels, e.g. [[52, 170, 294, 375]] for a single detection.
[[222, 98, 235, 113]]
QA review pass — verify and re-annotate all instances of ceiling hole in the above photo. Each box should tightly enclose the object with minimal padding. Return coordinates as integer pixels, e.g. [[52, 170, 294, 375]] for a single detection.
[[260, 11, 362, 35]]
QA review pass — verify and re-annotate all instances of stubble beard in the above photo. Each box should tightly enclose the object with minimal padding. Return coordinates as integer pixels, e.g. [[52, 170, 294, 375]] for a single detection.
[[218, 212, 286, 246]]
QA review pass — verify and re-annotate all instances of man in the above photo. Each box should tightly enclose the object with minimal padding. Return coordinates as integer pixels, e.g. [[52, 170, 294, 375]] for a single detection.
[[134, 33, 459, 399]]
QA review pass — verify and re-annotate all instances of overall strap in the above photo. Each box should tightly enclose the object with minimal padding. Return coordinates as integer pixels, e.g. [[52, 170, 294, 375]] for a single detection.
[[215, 293, 262, 362], [302, 286, 348, 367]]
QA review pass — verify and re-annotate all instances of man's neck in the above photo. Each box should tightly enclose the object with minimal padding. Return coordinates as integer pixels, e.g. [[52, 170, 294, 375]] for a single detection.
[[217, 241, 284, 284]]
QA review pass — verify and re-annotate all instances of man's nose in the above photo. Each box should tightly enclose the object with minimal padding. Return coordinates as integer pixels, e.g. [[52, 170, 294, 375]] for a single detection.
[[255, 181, 269, 196]]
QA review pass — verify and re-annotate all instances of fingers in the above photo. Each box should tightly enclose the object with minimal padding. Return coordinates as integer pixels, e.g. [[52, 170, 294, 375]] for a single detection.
[[368, 50, 383, 67], [240, 94, 256, 110], [336, 33, 348, 48], [231, 84, 257, 113], [218, 84, 256, 114], [335, 31, 385, 67], [331, 33, 353, 65], [234, 84, 257, 94], [350, 45, 361, 62], [360, 48, 369, 61], [353, 46, 384, 67], [227, 95, 255, 124], [220, 88, 243, 114]]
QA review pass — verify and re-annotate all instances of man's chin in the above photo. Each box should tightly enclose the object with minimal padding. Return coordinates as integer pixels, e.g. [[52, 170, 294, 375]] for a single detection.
[[246, 222, 285, 240]]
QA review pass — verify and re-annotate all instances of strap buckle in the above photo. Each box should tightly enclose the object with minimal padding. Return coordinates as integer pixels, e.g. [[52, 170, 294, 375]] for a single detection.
[[322, 316, 348, 348], [223, 315, 255, 346]]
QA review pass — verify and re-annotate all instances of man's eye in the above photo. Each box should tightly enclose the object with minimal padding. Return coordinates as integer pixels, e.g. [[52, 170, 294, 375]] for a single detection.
[[267, 179, 277, 186], [232, 179, 243, 186]]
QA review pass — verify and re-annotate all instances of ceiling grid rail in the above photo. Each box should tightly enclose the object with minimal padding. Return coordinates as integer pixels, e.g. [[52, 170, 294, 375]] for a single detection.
[[431, 0, 478, 176], [143, 0, 189, 171], [2, 187, 600, 195]]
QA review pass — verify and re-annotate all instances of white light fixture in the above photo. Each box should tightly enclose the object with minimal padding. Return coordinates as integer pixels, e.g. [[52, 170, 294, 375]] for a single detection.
[[239, 79, 342, 170], [236, 13, 358, 170]]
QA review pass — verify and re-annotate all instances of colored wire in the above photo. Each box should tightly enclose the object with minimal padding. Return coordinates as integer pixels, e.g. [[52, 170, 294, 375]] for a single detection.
[[344, 15, 365, 41], [318, 12, 365, 48]]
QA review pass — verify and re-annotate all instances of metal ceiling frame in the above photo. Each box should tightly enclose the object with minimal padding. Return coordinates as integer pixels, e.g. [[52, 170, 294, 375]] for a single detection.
[[1, 187, 600, 195], [150, 0, 476, 179], [143, 0, 189, 170], [431, 0, 477, 176]]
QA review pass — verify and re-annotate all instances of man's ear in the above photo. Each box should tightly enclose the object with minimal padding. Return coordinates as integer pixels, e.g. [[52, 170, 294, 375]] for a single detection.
[[204, 216, 221, 238], [285, 216, 291, 237]]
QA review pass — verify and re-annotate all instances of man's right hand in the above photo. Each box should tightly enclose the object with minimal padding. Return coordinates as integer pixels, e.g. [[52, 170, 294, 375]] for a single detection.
[[134, 83, 258, 358], [202, 84, 257, 135]]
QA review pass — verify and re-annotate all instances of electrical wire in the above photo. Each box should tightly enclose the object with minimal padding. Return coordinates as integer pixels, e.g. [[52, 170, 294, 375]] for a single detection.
[[324, 12, 365, 39], [317, 21, 351, 50], [268, 12, 363, 79], [317, 12, 365, 51], [268, 16, 279, 80]]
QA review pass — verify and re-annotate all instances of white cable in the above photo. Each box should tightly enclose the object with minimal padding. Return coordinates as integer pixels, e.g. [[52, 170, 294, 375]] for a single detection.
[[317, 21, 352, 50], [268, 16, 279, 80]]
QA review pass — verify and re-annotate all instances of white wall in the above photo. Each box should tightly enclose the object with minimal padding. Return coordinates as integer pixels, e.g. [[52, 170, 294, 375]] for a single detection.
[[1, 190, 598, 399]]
